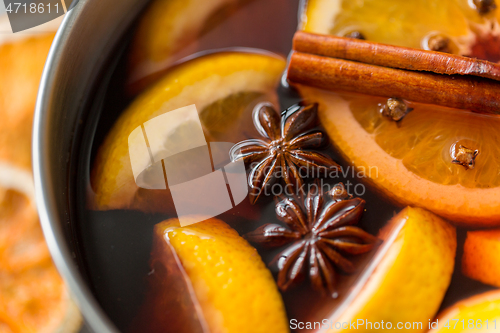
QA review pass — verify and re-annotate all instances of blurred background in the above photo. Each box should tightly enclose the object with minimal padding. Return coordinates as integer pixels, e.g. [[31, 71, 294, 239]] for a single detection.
[[0, 11, 86, 333]]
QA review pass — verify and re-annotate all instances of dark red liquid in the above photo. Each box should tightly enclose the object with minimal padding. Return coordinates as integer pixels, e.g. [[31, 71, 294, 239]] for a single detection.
[[73, 0, 495, 332]]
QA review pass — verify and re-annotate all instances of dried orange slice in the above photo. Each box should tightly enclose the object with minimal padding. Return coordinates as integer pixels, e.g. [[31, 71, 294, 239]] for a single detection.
[[429, 290, 500, 333], [0, 30, 82, 333], [91, 52, 285, 211], [300, 86, 500, 225], [133, 218, 288, 333], [0, 32, 56, 171], [330, 207, 456, 332], [462, 229, 500, 287]]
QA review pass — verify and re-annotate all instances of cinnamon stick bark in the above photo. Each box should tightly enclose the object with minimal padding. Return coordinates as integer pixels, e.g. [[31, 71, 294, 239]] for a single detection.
[[293, 31, 500, 82], [287, 52, 500, 114]]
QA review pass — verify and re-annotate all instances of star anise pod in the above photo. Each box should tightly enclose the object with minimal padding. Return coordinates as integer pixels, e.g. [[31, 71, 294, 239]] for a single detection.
[[230, 103, 340, 204], [245, 181, 380, 298]]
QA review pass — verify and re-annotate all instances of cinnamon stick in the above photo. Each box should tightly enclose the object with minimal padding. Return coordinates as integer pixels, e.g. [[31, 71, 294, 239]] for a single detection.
[[293, 31, 500, 82], [287, 52, 500, 114]]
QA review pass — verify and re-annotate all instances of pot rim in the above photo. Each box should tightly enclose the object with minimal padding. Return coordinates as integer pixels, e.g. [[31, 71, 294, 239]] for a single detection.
[[33, 1, 121, 332]]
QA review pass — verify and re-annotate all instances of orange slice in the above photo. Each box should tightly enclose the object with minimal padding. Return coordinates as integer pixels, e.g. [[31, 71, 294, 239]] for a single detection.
[[298, 86, 500, 226], [91, 52, 285, 211], [429, 290, 500, 333], [128, 0, 249, 82], [297, 0, 500, 226], [327, 207, 456, 332], [0, 187, 81, 333], [462, 229, 500, 287], [133, 218, 289, 333], [301, 0, 500, 57]]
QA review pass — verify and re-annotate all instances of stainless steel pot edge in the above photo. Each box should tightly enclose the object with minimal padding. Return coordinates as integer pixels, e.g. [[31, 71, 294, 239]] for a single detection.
[[33, 6, 119, 333], [33, 0, 146, 331]]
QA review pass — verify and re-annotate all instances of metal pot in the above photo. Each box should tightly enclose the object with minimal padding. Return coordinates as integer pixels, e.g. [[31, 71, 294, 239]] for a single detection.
[[33, 0, 146, 331]]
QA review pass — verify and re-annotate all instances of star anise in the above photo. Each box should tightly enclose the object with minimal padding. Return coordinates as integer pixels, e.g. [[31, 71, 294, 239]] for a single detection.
[[245, 181, 380, 298], [230, 103, 340, 204]]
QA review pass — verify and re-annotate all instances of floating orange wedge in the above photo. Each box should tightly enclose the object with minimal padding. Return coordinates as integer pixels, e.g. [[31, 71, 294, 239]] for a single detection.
[[133, 218, 289, 333], [91, 52, 285, 212], [462, 229, 500, 287], [298, 0, 500, 226], [324, 207, 456, 332], [429, 290, 500, 333]]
